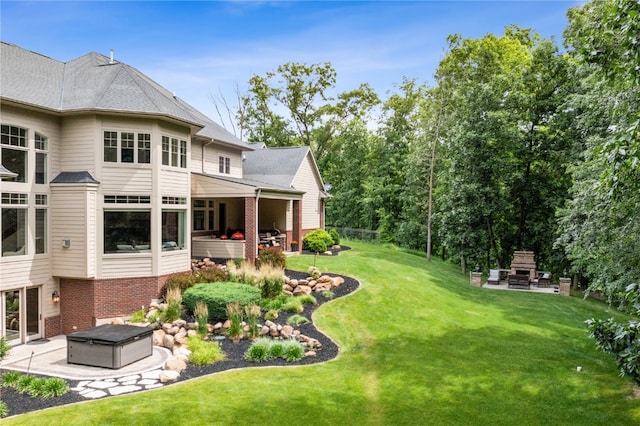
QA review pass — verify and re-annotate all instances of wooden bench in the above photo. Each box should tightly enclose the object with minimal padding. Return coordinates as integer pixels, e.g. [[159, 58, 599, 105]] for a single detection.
[[508, 274, 530, 289]]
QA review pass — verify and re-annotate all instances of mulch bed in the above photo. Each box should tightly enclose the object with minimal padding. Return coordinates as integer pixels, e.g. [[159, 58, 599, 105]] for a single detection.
[[1, 261, 358, 418]]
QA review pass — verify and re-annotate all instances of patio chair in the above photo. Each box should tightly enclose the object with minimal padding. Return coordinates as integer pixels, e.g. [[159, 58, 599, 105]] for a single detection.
[[535, 272, 552, 288], [487, 269, 500, 285]]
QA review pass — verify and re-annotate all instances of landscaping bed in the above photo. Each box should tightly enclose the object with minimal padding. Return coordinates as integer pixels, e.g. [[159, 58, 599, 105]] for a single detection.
[[1, 270, 358, 418]]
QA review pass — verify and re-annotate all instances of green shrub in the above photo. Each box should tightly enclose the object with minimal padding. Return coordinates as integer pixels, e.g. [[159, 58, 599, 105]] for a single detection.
[[264, 309, 279, 321], [0, 337, 10, 361], [281, 297, 303, 313], [183, 282, 261, 321], [244, 338, 305, 363], [41, 378, 69, 398], [260, 274, 284, 300], [16, 374, 35, 394], [308, 266, 321, 279], [1, 371, 20, 388], [187, 335, 226, 365], [165, 273, 197, 293], [244, 338, 272, 362], [329, 228, 340, 245], [0, 400, 7, 418], [297, 294, 317, 305], [282, 339, 305, 362], [320, 290, 334, 299], [130, 308, 146, 323], [261, 294, 288, 311], [195, 267, 228, 284], [258, 246, 287, 269], [586, 318, 640, 381], [194, 301, 209, 335], [268, 340, 285, 358], [27, 377, 48, 398], [287, 314, 310, 326], [302, 229, 334, 253]]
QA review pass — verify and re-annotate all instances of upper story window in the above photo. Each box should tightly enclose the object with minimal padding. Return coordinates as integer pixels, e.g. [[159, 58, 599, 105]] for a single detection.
[[219, 156, 230, 174], [35, 133, 48, 184], [1, 192, 28, 257], [104, 131, 151, 164], [1, 125, 28, 182], [162, 136, 187, 168]]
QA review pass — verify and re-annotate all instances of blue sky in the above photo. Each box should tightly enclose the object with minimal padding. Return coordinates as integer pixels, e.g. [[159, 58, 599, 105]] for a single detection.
[[2, 1, 582, 131]]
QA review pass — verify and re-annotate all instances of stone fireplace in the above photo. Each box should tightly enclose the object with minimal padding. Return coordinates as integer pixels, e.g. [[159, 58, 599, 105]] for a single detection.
[[510, 251, 536, 281]]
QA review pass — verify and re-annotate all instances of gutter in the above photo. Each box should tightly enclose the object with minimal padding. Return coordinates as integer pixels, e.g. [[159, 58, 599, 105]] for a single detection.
[[202, 139, 215, 173]]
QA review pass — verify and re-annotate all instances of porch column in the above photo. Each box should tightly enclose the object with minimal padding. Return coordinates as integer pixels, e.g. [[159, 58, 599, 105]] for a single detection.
[[292, 200, 302, 252], [244, 197, 257, 263]]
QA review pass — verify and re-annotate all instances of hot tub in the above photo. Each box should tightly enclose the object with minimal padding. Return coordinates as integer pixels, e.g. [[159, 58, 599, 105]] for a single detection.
[[67, 324, 153, 369]]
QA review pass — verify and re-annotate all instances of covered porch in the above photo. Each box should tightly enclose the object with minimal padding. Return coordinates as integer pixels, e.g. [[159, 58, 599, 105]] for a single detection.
[[190, 173, 304, 262]]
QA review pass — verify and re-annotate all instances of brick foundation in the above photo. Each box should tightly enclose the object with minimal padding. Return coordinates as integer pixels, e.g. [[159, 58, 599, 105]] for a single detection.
[[44, 315, 61, 338], [59, 272, 182, 334]]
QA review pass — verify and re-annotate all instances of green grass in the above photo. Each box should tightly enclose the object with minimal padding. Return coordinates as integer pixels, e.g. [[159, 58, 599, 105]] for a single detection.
[[6, 240, 640, 425]]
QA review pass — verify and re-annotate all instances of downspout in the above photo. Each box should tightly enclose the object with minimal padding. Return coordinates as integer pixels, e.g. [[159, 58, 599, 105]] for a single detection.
[[202, 139, 215, 173]]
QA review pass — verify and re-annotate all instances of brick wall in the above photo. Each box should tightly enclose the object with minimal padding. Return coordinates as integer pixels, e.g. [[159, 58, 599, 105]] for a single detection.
[[44, 315, 61, 338], [59, 272, 180, 334]]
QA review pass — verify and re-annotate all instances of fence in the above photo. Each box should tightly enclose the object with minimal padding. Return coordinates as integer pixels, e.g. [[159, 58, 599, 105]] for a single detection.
[[327, 227, 379, 242]]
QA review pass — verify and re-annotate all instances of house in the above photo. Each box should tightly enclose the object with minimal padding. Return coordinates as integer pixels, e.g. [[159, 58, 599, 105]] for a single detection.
[[0, 42, 329, 345]]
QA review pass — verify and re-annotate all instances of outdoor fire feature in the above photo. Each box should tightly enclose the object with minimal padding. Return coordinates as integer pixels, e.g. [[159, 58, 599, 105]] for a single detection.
[[67, 324, 152, 369]]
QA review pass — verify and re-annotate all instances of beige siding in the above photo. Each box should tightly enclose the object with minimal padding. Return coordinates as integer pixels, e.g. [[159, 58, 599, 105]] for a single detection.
[[192, 174, 255, 197], [159, 250, 191, 275], [192, 238, 245, 259], [102, 166, 153, 194], [160, 169, 189, 197], [59, 116, 97, 175], [50, 185, 97, 278], [197, 143, 244, 178], [293, 155, 323, 230], [101, 255, 153, 278]]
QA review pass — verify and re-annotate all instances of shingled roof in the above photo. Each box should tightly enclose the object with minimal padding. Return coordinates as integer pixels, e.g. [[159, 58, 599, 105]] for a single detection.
[[0, 42, 250, 150], [243, 146, 314, 188]]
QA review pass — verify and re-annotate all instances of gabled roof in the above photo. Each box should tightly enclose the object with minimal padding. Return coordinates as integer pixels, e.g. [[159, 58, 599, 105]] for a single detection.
[[0, 42, 251, 150], [243, 145, 318, 189]]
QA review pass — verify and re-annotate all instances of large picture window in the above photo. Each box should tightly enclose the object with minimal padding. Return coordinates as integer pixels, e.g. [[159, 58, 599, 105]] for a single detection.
[[162, 210, 185, 251], [104, 211, 151, 254]]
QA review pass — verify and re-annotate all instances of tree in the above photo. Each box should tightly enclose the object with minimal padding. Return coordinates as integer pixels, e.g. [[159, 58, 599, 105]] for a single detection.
[[558, 0, 640, 311], [240, 62, 379, 163]]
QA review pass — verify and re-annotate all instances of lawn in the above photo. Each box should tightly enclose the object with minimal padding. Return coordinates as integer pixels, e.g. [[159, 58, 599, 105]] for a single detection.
[[5, 241, 639, 425]]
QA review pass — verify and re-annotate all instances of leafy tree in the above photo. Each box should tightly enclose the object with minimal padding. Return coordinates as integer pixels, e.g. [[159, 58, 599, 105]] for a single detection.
[[558, 0, 640, 310], [240, 62, 379, 163]]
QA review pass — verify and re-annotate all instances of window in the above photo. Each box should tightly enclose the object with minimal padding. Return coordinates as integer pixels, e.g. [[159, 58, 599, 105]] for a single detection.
[[1, 125, 28, 183], [35, 133, 48, 184], [104, 195, 150, 204], [104, 131, 151, 163], [36, 194, 48, 254], [171, 138, 179, 167], [121, 132, 134, 163], [219, 156, 230, 174], [104, 131, 117, 162], [138, 133, 151, 164], [192, 199, 215, 231], [162, 210, 185, 251], [162, 136, 170, 165], [162, 196, 186, 205], [104, 211, 151, 254], [162, 136, 187, 168], [2, 193, 28, 256], [35, 208, 47, 254]]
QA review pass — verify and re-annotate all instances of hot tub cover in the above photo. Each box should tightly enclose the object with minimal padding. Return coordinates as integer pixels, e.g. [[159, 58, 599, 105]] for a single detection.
[[67, 324, 152, 345]]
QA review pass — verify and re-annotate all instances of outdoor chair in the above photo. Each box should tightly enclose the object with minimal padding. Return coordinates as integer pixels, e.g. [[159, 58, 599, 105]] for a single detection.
[[534, 272, 552, 288], [488, 269, 500, 285]]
